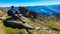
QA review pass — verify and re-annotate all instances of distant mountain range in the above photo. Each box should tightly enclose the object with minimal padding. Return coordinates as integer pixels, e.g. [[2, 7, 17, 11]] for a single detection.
[[3, 4, 60, 17]]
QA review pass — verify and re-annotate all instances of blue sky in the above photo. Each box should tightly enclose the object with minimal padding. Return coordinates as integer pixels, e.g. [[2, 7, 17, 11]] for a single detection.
[[0, 0, 60, 7]]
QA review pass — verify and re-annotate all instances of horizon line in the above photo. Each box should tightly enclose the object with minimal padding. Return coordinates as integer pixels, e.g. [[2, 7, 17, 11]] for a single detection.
[[0, 3, 60, 7]]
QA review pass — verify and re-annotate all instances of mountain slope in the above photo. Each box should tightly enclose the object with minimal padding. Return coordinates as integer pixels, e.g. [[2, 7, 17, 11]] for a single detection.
[[0, 7, 60, 34]]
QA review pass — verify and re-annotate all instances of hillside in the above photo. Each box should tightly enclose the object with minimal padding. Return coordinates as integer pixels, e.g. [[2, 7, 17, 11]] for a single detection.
[[0, 8, 60, 34]]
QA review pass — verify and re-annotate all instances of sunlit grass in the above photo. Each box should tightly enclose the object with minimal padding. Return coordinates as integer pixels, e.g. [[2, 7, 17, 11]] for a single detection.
[[6, 28, 27, 34], [0, 20, 7, 34], [47, 21, 60, 31]]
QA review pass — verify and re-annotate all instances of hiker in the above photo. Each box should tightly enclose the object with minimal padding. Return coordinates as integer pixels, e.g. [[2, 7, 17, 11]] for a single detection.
[[15, 10, 27, 23], [7, 6, 15, 16], [7, 6, 16, 19], [18, 6, 28, 16], [15, 10, 22, 18]]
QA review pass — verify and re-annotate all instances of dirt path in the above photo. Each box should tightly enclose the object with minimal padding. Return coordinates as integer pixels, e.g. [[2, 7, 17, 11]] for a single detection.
[[0, 20, 7, 34]]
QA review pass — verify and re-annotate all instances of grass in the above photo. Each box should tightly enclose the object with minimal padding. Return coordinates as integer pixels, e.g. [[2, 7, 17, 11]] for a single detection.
[[47, 21, 60, 31], [6, 28, 27, 34]]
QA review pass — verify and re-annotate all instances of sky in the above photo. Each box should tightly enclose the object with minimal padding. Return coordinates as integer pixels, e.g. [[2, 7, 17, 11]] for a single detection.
[[0, 0, 60, 7]]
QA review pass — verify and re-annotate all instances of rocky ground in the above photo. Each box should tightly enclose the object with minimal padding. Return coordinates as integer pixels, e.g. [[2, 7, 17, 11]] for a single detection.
[[0, 8, 60, 34]]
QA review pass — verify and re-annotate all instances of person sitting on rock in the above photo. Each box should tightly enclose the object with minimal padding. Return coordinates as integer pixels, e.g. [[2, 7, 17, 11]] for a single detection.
[[18, 6, 29, 17], [7, 6, 16, 19], [15, 10, 27, 23], [15, 10, 22, 18]]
